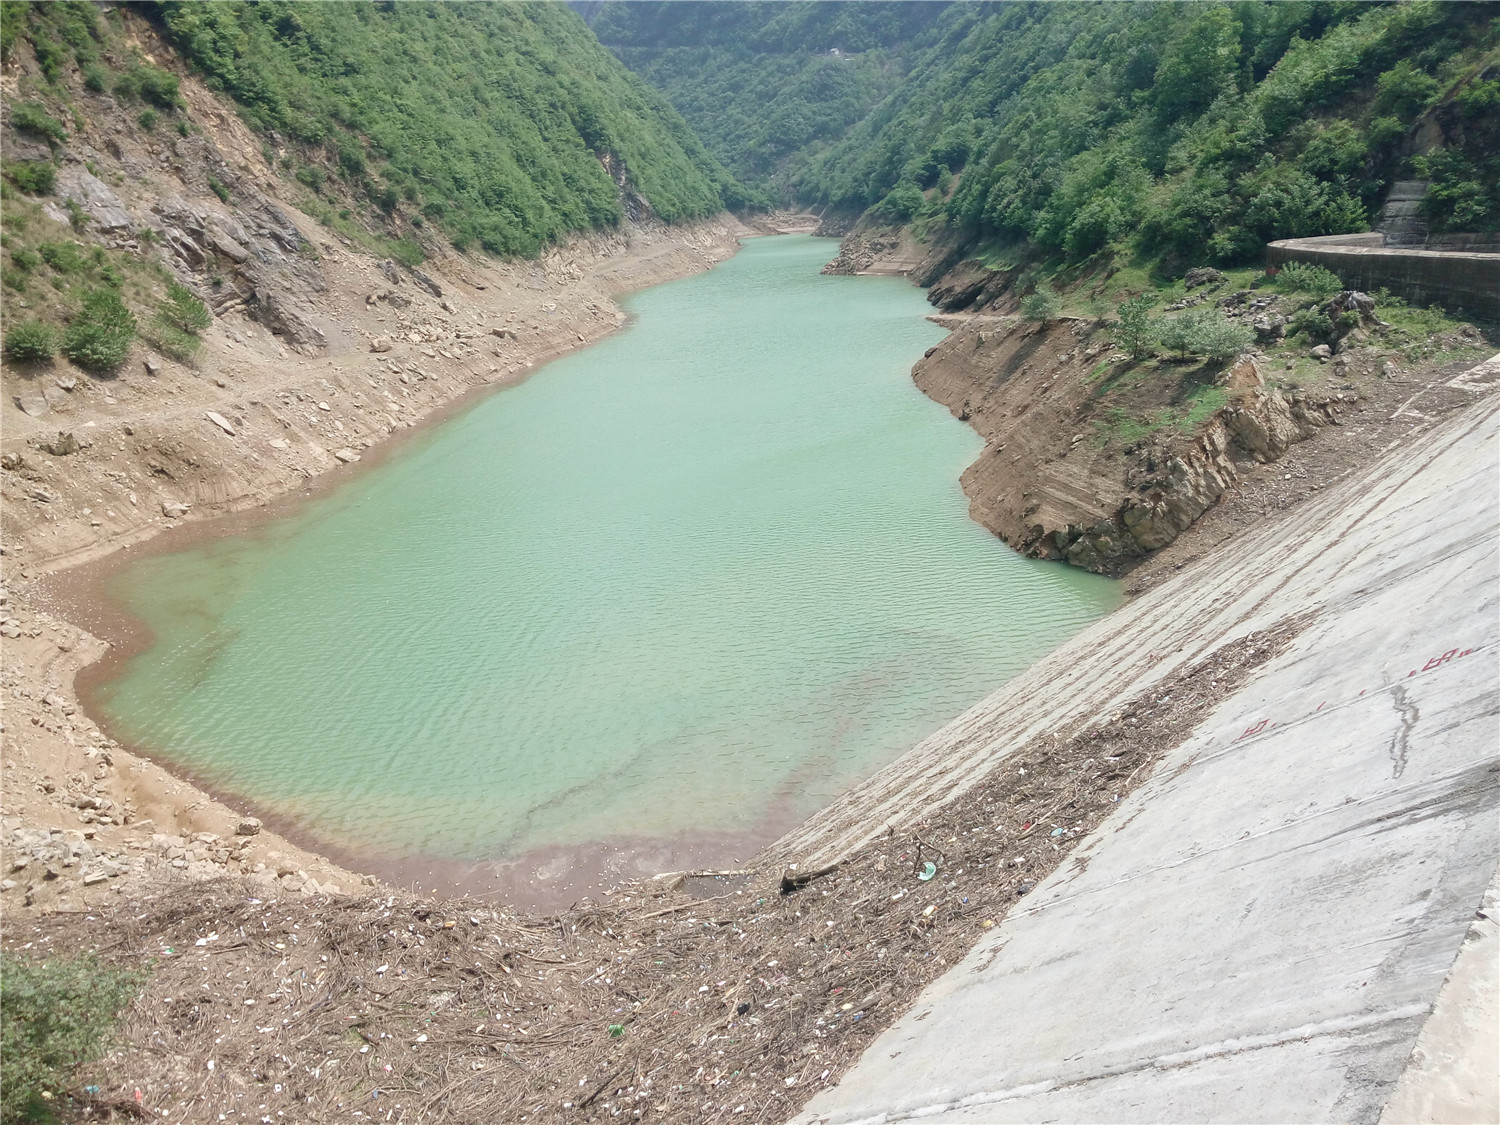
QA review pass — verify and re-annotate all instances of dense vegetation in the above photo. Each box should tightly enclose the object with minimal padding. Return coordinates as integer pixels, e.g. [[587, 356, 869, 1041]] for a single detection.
[[1, 1, 748, 259], [1, 953, 143, 1125], [596, 1, 1496, 273], [141, 1, 750, 255], [585, 1, 950, 203], [807, 1, 1497, 268]]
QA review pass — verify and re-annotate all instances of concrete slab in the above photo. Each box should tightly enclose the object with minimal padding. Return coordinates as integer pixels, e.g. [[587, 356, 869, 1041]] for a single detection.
[[790, 389, 1499, 1124]]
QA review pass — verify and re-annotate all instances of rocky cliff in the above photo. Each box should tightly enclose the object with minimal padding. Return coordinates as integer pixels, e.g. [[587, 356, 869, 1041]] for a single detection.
[[914, 314, 1357, 574]]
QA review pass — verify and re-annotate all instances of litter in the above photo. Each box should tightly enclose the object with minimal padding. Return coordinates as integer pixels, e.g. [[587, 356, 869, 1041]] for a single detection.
[[917, 862, 938, 881]]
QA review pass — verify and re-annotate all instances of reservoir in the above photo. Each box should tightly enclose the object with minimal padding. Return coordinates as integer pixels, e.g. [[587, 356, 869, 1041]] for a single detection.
[[92, 236, 1119, 871]]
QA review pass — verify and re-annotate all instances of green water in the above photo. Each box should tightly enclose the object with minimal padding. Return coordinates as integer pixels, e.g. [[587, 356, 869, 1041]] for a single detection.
[[96, 236, 1118, 861]]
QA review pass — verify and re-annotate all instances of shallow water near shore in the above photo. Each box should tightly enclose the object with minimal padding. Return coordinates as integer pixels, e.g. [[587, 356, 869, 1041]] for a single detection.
[[93, 236, 1119, 866]]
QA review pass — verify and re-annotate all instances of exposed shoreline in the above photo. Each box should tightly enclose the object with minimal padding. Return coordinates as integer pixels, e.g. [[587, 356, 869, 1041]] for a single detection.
[[2, 211, 769, 912]]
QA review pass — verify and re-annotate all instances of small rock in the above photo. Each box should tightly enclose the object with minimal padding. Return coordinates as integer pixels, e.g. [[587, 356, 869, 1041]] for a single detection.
[[317, 401, 331, 412], [38, 431, 80, 457], [55, 376, 77, 393], [333, 448, 360, 463], [1, 452, 26, 471], [82, 870, 108, 886], [235, 818, 262, 836], [161, 501, 190, 518], [204, 411, 236, 437], [144, 358, 162, 377], [369, 336, 393, 353], [268, 438, 290, 450]]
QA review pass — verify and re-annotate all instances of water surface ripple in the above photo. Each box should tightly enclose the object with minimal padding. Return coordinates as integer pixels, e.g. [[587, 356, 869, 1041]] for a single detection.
[[96, 236, 1119, 861]]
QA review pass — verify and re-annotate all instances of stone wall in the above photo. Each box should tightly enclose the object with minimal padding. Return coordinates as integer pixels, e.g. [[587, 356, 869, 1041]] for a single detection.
[[1267, 233, 1500, 319]]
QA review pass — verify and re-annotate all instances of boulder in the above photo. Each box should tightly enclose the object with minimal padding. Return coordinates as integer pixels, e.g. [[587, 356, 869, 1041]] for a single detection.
[[209, 230, 251, 263], [55, 165, 135, 233], [408, 266, 443, 298], [144, 358, 162, 376], [378, 259, 403, 285], [235, 817, 262, 836], [161, 501, 191, 518], [333, 448, 360, 463], [1310, 344, 1332, 362], [1252, 314, 1286, 343], [1184, 267, 1227, 289], [12, 395, 48, 418], [369, 336, 393, 353]]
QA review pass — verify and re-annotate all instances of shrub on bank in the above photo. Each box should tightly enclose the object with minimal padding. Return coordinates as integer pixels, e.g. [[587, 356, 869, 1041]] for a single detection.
[[1158, 307, 1254, 361], [3, 161, 56, 196], [0, 952, 143, 1125], [1020, 284, 1062, 322], [2, 319, 58, 362], [62, 288, 135, 370], [1112, 295, 1158, 359], [1274, 261, 1343, 299]]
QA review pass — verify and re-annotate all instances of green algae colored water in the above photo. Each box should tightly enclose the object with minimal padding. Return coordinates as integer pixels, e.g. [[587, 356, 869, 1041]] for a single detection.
[[95, 236, 1119, 862]]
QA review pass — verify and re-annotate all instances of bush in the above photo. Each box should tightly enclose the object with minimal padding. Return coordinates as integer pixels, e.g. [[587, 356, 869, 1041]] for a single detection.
[[1020, 284, 1062, 322], [208, 176, 230, 203], [388, 238, 425, 268], [1286, 304, 1332, 342], [137, 108, 158, 132], [160, 281, 211, 334], [295, 164, 325, 193], [142, 317, 201, 362], [1274, 261, 1343, 299], [82, 63, 107, 92], [1112, 295, 1158, 359], [62, 288, 136, 370], [134, 64, 180, 108], [4, 161, 55, 195], [1158, 307, 1254, 361], [37, 241, 87, 273], [10, 102, 67, 142], [1192, 311, 1256, 361], [3, 320, 58, 362], [0, 952, 143, 1125], [874, 181, 924, 223]]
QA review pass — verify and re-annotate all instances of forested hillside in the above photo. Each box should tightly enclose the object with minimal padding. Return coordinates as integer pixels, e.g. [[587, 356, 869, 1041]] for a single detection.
[[584, 1, 951, 205], [821, 1, 1497, 267], [598, 1, 1497, 272], [2, 1, 747, 259]]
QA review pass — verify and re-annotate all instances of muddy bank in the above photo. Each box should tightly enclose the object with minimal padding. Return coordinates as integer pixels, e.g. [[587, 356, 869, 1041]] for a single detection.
[[1, 206, 752, 918]]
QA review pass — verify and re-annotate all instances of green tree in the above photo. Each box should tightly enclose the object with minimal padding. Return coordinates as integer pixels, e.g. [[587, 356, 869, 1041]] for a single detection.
[[1020, 284, 1062, 322], [1112, 296, 1158, 359]]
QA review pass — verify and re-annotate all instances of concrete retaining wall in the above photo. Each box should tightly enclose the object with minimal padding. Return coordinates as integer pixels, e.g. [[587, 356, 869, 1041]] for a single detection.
[[790, 376, 1500, 1125], [1267, 234, 1500, 319]]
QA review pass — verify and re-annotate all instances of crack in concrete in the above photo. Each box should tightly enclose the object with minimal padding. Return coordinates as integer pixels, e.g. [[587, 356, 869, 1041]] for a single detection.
[[1390, 686, 1419, 778]]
